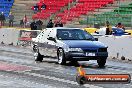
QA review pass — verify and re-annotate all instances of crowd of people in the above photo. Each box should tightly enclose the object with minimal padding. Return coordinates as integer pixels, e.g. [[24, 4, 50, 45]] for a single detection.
[[30, 19, 64, 30], [0, 11, 64, 30], [0, 11, 127, 32], [46, 19, 63, 28], [105, 21, 125, 35], [0, 12, 14, 27]]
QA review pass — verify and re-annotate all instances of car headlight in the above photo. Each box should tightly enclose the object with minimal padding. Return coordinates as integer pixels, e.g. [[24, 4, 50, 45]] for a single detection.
[[68, 48, 83, 52]]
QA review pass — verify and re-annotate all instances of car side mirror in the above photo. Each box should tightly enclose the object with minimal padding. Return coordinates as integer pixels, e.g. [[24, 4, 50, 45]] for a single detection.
[[95, 38, 98, 41], [47, 37, 56, 42]]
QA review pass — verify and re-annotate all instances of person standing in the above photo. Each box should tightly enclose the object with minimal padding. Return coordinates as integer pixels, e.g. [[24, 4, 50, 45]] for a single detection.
[[105, 21, 112, 35], [30, 19, 37, 30], [55, 20, 63, 27], [20, 19, 24, 27], [8, 12, 14, 27], [33, 4, 39, 13], [0, 13, 2, 26], [115, 23, 125, 30], [0, 12, 5, 26], [41, 3, 46, 10], [23, 14, 28, 28], [46, 19, 54, 28], [36, 19, 43, 30]]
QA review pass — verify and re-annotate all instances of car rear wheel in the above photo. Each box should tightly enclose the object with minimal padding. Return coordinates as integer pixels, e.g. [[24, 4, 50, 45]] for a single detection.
[[97, 58, 106, 68], [57, 48, 66, 65], [34, 52, 43, 62], [33, 45, 43, 62]]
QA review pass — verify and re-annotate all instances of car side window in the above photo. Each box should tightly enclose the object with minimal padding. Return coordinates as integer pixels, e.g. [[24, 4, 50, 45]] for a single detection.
[[83, 31, 95, 40]]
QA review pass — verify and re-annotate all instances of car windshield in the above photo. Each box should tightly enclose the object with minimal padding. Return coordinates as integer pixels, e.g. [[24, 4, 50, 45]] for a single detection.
[[57, 29, 95, 40]]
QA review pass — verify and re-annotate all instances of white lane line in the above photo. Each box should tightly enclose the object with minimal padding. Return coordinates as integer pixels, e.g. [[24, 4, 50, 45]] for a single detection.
[[0, 74, 54, 88], [21, 72, 103, 88]]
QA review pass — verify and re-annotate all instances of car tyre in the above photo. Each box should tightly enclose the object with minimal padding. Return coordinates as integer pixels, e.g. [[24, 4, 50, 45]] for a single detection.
[[34, 52, 43, 62], [97, 58, 106, 68], [57, 48, 66, 65]]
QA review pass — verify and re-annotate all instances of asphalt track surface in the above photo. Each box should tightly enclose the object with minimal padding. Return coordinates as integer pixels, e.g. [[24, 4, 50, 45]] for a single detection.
[[0, 44, 132, 88]]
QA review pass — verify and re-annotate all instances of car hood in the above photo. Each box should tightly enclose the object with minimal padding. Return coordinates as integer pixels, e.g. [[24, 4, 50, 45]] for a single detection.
[[62, 40, 107, 48]]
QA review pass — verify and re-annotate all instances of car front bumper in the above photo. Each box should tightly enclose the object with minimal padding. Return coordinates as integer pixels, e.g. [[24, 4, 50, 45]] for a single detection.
[[65, 52, 108, 61]]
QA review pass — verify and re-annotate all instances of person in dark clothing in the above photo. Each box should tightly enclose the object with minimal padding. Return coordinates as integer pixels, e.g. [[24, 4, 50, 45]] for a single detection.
[[41, 3, 46, 10], [20, 19, 24, 27], [115, 23, 125, 30], [30, 20, 37, 30], [46, 19, 54, 28], [105, 24, 112, 35], [34, 4, 39, 13], [0, 12, 5, 26], [36, 19, 43, 30], [8, 12, 14, 27], [0, 13, 2, 26], [106, 27, 110, 35], [55, 20, 63, 27]]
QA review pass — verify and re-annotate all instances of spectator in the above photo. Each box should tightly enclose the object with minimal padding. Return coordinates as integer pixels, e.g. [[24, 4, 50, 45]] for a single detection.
[[30, 19, 37, 30], [36, 19, 43, 30], [115, 23, 125, 30], [106, 24, 112, 35], [33, 4, 39, 13], [8, 12, 14, 27], [41, 3, 46, 10], [23, 14, 28, 28], [20, 19, 24, 27], [0, 13, 2, 26], [46, 19, 54, 28], [105, 21, 112, 35], [0, 12, 5, 26], [55, 20, 63, 27]]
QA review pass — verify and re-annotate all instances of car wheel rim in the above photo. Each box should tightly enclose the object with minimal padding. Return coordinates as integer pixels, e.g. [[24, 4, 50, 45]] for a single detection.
[[58, 49, 63, 64], [34, 53, 38, 59]]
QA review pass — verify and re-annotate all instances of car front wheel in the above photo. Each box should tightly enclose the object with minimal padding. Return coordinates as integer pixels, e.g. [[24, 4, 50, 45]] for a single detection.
[[33, 45, 43, 62], [57, 48, 66, 65]]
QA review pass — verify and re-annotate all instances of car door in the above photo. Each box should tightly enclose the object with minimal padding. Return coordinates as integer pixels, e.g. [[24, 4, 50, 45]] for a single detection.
[[46, 29, 57, 57]]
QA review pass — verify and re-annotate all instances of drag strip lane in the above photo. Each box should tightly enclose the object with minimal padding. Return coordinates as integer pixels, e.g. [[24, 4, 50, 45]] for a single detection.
[[0, 45, 132, 88]]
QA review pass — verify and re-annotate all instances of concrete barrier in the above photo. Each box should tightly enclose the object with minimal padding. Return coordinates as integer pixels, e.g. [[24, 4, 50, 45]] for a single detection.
[[98, 35, 132, 60], [0, 28, 20, 46], [0, 28, 40, 46]]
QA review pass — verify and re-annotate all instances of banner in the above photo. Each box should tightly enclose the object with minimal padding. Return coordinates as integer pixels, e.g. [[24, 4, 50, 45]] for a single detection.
[[17, 30, 40, 46]]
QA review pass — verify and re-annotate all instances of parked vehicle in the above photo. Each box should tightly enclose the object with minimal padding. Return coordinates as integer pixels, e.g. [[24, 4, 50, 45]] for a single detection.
[[83, 28, 98, 34], [32, 27, 108, 67], [98, 27, 130, 36]]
